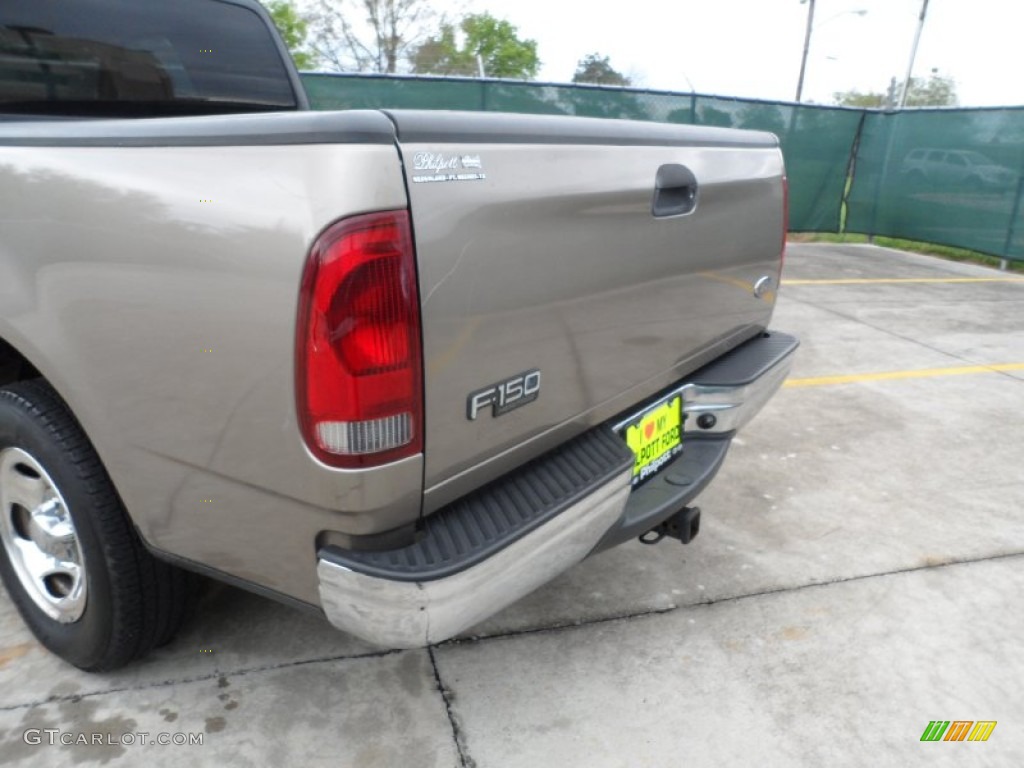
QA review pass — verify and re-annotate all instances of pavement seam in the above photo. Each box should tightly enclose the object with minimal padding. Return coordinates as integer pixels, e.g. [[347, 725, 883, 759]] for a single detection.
[[428, 646, 474, 768], [0, 646, 404, 713], [435, 550, 1024, 649], [784, 292, 1024, 386], [4, 552, 1021, 713]]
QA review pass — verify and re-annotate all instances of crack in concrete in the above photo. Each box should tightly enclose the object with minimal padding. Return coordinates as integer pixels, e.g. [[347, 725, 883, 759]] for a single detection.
[[3, 551, 1021, 714], [428, 646, 474, 768], [0, 647, 403, 713], [435, 549, 1024, 648]]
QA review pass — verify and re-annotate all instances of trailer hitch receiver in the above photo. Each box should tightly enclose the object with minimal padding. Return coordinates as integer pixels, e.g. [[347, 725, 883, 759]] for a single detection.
[[638, 506, 701, 546]]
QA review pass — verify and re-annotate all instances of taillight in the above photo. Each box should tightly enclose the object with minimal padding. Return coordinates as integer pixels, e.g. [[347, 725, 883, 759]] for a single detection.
[[296, 210, 423, 468]]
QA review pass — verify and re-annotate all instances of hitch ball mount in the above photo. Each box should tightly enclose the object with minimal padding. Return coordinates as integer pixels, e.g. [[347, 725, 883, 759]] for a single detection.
[[639, 506, 701, 546]]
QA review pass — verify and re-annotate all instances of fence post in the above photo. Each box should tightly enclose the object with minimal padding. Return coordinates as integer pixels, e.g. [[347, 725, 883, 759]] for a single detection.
[[840, 110, 868, 236], [1000, 155, 1024, 268], [867, 111, 897, 241]]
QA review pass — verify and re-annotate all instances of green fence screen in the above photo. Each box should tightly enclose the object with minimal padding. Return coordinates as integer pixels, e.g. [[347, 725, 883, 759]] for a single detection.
[[301, 73, 1024, 262], [845, 108, 1024, 260]]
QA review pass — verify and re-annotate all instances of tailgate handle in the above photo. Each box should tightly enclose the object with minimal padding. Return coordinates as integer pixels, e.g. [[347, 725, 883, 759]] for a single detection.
[[652, 164, 698, 218]]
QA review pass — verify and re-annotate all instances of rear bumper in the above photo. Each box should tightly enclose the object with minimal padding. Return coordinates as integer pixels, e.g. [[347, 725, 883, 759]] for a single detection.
[[318, 468, 632, 648], [318, 331, 798, 648]]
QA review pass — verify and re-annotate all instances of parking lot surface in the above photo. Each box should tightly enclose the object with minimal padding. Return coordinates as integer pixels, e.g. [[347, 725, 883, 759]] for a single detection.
[[1, 243, 1022, 767]]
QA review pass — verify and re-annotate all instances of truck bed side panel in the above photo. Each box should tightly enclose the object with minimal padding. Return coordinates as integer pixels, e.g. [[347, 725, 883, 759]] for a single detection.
[[0, 112, 415, 602]]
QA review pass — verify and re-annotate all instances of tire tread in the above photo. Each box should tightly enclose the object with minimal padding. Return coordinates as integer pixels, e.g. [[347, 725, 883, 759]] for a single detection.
[[0, 380, 192, 670]]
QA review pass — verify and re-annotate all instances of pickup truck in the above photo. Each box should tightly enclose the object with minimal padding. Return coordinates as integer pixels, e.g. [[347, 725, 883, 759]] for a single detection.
[[0, 0, 797, 670]]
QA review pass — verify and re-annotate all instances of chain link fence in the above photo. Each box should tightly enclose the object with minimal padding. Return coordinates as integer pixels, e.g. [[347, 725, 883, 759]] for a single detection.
[[301, 73, 1024, 263]]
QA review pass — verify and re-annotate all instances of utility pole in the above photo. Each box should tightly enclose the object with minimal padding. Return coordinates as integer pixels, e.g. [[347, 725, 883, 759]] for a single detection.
[[885, 77, 899, 109], [795, 0, 816, 102], [899, 0, 930, 107]]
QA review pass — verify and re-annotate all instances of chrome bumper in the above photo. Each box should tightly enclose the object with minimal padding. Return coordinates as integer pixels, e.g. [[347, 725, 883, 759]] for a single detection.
[[318, 469, 632, 648], [318, 332, 796, 648], [612, 334, 796, 438]]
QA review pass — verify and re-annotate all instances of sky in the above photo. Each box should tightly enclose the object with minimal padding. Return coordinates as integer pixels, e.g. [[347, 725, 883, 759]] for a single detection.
[[296, 0, 1024, 107]]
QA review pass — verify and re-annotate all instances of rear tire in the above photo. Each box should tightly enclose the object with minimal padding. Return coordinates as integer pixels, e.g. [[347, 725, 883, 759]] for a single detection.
[[0, 379, 195, 670]]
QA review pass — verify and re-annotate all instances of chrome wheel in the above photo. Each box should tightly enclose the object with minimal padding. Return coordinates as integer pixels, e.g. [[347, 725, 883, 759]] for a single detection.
[[0, 447, 87, 623]]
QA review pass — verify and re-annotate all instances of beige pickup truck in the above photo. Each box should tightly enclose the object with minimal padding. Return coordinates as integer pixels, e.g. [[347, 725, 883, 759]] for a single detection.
[[0, 0, 796, 670]]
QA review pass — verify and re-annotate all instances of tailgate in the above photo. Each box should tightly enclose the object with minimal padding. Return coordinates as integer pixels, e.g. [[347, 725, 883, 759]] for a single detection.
[[387, 111, 785, 511]]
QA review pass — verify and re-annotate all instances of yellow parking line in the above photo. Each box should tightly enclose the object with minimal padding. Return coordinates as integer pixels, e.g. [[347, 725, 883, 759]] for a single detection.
[[784, 363, 1024, 388], [785, 277, 1024, 285], [696, 271, 775, 303]]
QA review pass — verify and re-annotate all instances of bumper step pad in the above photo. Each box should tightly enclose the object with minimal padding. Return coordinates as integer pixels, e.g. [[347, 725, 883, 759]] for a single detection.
[[320, 428, 633, 582]]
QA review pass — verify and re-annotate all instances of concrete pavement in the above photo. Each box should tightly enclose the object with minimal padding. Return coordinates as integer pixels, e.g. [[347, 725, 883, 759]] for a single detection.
[[1, 243, 1022, 766]]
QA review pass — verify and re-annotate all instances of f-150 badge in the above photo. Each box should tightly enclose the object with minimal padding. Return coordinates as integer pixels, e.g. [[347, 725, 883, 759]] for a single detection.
[[467, 370, 541, 419], [411, 152, 487, 184]]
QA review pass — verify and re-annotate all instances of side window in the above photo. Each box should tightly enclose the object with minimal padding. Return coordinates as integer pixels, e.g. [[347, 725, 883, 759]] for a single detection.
[[947, 154, 967, 167]]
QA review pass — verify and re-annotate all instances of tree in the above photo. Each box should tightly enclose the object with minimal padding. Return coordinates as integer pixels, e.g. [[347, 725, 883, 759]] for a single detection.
[[572, 53, 631, 86], [265, 1, 316, 70], [832, 88, 886, 108], [697, 105, 733, 127], [558, 87, 647, 120], [411, 13, 540, 80], [737, 103, 785, 135], [666, 107, 695, 124], [308, 0, 436, 73], [904, 71, 958, 107], [833, 70, 958, 109]]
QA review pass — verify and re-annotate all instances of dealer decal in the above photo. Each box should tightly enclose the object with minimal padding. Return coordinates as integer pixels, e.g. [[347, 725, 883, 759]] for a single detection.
[[411, 152, 487, 184]]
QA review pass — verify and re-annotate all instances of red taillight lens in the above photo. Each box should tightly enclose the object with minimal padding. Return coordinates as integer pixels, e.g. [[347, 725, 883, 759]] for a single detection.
[[296, 210, 423, 468]]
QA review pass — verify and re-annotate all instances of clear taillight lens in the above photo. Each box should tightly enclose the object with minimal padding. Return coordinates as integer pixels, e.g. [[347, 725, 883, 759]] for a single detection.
[[296, 210, 423, 468]]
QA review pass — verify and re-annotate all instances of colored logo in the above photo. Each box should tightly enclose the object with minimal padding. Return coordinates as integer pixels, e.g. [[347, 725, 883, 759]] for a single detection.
[[920, 721, 997, 742]]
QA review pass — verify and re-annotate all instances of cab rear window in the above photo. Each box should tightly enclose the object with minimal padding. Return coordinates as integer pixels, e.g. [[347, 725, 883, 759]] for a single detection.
[[0, 0, 297, 117]]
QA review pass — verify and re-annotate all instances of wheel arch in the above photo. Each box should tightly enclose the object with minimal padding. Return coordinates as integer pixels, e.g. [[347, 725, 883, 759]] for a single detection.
[[0, 335, 42, 386], [0, 330, 134, 527]]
